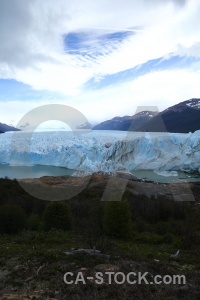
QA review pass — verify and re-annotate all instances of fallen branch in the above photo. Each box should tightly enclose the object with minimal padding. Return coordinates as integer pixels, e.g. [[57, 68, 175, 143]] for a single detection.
[[64, 248, 110, 259], [24, 264, 45, 282]]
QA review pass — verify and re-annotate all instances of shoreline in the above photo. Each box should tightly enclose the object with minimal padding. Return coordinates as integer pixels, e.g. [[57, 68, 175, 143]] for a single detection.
[[15, 172, 200, 201]]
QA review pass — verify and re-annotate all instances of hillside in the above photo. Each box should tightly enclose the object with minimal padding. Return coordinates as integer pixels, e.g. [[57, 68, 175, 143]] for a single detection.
[[0, 122, 20, 132], [136, 98, 200, 133], [93, 111, 158, 131], [93, 99, 200, 133]]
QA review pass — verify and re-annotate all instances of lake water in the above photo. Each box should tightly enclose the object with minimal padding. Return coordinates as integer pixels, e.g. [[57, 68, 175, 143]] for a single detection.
[[0, 164, 74, 179], [131, 170, 200, 183], [0, 163, 200, 183]]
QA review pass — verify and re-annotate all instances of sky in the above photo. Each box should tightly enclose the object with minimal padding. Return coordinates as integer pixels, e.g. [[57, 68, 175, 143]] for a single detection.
[[0, 0, 200, 128]]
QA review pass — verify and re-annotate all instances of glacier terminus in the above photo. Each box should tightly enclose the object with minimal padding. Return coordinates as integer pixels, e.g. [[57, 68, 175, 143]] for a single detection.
[[0, 130, 200, 176]]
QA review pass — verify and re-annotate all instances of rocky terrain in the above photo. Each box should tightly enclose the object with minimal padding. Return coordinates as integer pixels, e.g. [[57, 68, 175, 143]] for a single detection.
[[19, 172, 200, 202]]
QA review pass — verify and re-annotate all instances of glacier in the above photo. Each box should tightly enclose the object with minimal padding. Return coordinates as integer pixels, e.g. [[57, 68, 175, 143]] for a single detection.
[[0, 130, 200, 176]]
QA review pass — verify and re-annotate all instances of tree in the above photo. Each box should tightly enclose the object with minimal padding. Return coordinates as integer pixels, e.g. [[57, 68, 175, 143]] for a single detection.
[[43, 201, 72, 231], [103, 200, 132, 239], [0, 204, 26, 234]]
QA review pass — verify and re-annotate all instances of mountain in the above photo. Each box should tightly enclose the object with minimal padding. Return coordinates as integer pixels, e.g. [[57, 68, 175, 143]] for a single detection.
[[93, 98, 200, 133], [136, 98, 200, 133], [76, 122, 91, 129], [93, 111, 158, 131], [0, 122, 20, 133]]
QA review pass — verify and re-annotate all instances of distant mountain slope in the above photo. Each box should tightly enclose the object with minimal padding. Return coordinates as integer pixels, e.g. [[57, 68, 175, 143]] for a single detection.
[[0, 122, 20, 132], [136, 98, 200, 133], [93, 111, 158, 131], [76, 122, 91, 129]]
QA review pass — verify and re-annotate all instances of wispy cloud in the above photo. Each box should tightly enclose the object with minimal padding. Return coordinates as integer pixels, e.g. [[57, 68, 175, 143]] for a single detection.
[[0, 0, 200, 123]]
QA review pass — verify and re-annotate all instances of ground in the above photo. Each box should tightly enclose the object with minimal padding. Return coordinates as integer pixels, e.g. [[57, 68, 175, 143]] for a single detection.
[[1, 174, 200, 299]]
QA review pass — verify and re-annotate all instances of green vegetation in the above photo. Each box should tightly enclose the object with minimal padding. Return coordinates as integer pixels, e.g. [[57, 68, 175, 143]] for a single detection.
[[0, 178, 199, 248], [43, 201, 72, 231], [0, 178, 200, 298], [0, 204, 26, 234], [103, 200, 132, 238]]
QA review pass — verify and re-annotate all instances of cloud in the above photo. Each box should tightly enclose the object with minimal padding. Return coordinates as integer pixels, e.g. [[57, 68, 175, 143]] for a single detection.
[[174, 43, 200, 58], [0, 0, 71, 64], [75, 69, 200, 121], [0, 2, 199, 72], [1, 68, 200, 126], [0, 0, 200, 119]]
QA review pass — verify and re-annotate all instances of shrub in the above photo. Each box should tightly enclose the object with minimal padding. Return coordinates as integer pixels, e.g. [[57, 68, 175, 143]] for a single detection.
[[43, 201, 72, 231], [27, 213, 41, 231], [162, 233, 174, 244], [103, 200, 132, 239], [0, 204, 27, 234]]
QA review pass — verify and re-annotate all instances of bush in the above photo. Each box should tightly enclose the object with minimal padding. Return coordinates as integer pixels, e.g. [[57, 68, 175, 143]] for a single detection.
[[43, 201, 72, 231], [27, 213, 41, 231], [162, 233, 174, 244], [103, 200, 132, 239], [0, 204, 27, 234]]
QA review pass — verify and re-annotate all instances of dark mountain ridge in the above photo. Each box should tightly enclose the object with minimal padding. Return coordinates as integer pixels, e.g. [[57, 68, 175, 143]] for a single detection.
[[93, 111, 158, 131], [0, 122, 20, 133], [137, 98, 200, 133], [93, 98, 200, 133]]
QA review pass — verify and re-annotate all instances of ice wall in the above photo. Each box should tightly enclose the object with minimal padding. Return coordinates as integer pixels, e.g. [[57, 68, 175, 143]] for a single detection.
[[0, 130, 200, 175]]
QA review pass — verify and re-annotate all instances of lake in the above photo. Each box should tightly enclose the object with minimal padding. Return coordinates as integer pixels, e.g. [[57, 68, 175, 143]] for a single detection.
[[0, 163, 200, 183], [131, 170, 200, 183], [0, 164, 74, 179]]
